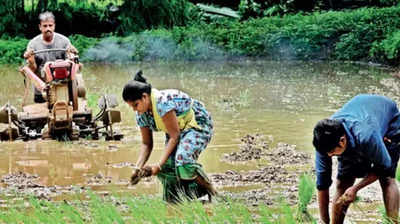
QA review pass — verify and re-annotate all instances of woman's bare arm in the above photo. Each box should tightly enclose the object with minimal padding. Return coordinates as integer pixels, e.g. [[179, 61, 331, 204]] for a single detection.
[[135, 127, 154, 168]]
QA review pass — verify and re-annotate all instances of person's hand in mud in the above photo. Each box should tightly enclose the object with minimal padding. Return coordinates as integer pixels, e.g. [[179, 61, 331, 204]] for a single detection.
[[130, 168, 141, 185], [130, 166, 153, 185], [143, 164, 161, 176], [342, 186, 358, 205]]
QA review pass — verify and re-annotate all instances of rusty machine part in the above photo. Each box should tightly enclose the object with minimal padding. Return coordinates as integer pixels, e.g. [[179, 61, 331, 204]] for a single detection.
[[94, 94, 123, 140], [0, 103, 19, 141]]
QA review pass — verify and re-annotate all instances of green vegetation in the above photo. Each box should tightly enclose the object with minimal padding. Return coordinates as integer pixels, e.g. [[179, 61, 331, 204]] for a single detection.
[[0, 194, 289, 223], [0, 0, 195, 37], [0, 37, 28, 64], [4, 6, 400, 65], [86, 93, 99, 110], [297, 174, 315, 223], [23, 0, 124, 10], [236, 0, 398, 19], [197, 6, 400, 64], [379, 206, 400, 224], [0, 175, 318, 223]]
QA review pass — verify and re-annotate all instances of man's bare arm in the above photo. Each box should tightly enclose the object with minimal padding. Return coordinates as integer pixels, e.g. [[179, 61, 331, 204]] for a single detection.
[[318, 189, 330, 223]]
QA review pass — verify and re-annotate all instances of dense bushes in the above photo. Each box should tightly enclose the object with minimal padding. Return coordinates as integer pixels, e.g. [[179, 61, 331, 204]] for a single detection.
[[237, 0, 398, 18], [198, 6, 400, 64], [4, 6, 400, 65], [68, 34, 100, 55], [184, 6, 400, 64], [116, 0, 195, 35], [370, 31, 400, 64], [0, 37, 28, 64], [78, 5, 400, 65], [0, 1, 26, 37]]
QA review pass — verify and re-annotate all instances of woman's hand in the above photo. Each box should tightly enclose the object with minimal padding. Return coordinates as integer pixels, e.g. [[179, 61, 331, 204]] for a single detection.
[[130, 168, 141, 185], [143, 164, 161, 175], [130, 166, 154, 185]]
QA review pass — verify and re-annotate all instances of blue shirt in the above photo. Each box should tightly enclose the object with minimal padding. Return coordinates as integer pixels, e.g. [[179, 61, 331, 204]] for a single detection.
[[315, 94, 400, 190]]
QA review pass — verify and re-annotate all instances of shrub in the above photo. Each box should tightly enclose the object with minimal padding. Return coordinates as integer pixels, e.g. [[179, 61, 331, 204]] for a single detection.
[[370, 31, 400, 65], [296, 173, 315, 222], [4, 6, 400, 65], [69, 34, 100, 56], [0, 38, 28, 64]]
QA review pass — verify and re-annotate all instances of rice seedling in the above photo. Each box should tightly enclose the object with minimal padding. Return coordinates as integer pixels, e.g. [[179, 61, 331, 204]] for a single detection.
[[237, 89, 251, 108], [378, 206, 399, 224], [87, 93, 100, 111], [296, 173, 316, 223], [0, 177, 320, 224]]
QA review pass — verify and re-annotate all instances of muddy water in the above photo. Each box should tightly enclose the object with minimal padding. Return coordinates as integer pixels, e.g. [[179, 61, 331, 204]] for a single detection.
[[0, 60, 397, 219]]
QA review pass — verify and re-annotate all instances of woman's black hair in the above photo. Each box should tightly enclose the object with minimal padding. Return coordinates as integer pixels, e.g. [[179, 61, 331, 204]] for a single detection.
[[122, 70, 152, 102], [312, 118, 345, 154]]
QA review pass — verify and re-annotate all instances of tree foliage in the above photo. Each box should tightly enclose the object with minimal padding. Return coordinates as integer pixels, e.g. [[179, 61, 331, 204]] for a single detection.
[[0, 0, 25, 37], [1, 0, 398, 38], [2, 0, 400, 65], [116, 0, 193, 35], [0, 0, 195, 37], [237, 0, 399, 19]]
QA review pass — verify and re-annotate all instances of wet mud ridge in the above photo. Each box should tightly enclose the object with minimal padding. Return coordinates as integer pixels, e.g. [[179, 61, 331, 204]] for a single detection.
[[0, 172, 86, 200], [212, 134, 312, 205], [87, 162, 154, 186], [0, 161, 155, 201], [0, 170, 140, 201], [2, 172, 43, 189], [86, 173, 113, 186]]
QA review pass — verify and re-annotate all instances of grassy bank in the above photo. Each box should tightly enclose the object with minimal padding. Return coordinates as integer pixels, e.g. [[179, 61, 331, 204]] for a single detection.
[[3, 6, 400, 65]]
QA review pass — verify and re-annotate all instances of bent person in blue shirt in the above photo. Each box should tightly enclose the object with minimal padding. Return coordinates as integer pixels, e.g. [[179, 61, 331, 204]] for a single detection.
[[313, 94, 400, 224]]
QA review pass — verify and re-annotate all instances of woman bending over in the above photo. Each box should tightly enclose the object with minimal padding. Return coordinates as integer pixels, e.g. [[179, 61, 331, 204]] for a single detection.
[[123, 71, 216, 202]]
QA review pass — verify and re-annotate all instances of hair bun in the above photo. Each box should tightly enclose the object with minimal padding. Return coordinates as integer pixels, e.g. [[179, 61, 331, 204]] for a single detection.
[[134, 70, 147, 83]]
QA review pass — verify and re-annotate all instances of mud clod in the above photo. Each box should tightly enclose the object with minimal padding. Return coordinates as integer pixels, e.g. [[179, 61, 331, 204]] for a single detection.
[[212, 134, 311, 206], [0, 172, 84, 200], [87, 173, 112, 185], [223, 134, 270, 162], [1, 172, 42, 188], [107, 162, 135, 168]]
